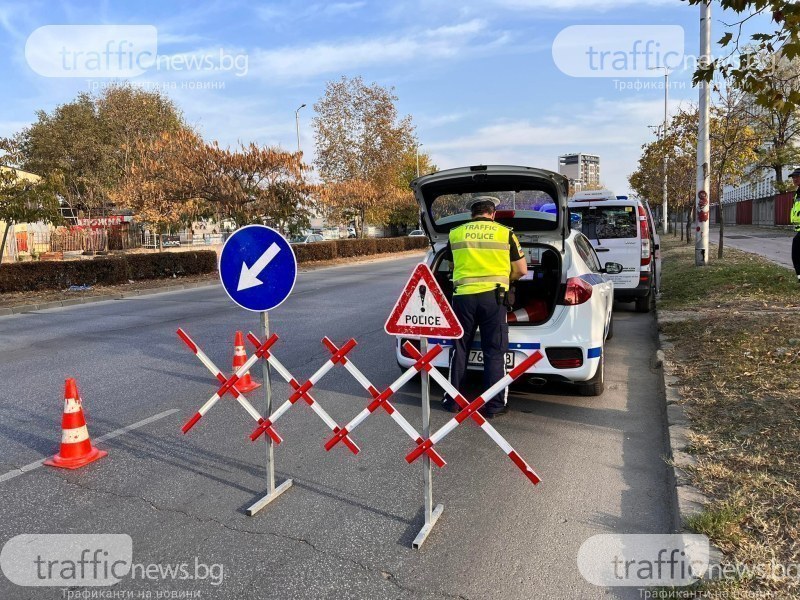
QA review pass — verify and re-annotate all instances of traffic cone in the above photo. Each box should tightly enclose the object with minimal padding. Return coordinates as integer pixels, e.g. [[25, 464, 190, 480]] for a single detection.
[[507, 300, 549, 324], [233, 331, 261, 393], [44, 378, 107, 470]]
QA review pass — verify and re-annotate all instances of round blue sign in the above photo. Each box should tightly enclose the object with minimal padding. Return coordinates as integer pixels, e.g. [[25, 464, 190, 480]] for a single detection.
[[218, 225, 297, 312]]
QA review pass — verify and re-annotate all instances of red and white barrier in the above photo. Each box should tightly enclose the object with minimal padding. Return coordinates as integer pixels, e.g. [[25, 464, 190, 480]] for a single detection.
[[246, 332, 360, 455], [403, 342, 543, 485], [178, 329, 282, 444], [321, 337, 446, 468]]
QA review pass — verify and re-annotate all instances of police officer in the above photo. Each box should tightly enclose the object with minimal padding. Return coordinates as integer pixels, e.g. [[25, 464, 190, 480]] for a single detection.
[[790, 168, 800, 284], [443, 196, 528, 418]]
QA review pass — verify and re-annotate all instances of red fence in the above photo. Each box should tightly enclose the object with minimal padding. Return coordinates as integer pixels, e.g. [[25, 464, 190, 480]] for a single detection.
[[735, 200, 753, 225], [774, 192, 794, 226]]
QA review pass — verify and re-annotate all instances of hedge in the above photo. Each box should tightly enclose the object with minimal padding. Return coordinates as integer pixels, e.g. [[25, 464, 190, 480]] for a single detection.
[[0, 237, 430, 294], [0, 250, 217, 293]]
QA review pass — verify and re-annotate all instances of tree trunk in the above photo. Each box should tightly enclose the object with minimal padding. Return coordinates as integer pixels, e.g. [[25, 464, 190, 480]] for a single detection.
[[0, 221, 11, 264], [717, 183, 724, 259], [686, 205, 694, 244], [680, 209, 684, 241]]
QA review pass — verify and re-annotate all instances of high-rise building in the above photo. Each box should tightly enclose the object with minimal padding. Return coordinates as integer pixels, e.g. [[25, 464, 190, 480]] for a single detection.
[[558, 153, 601, 192]]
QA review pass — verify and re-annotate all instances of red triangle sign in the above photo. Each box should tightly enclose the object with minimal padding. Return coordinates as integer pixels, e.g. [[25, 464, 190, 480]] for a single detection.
[[384, 263, 463, 339]]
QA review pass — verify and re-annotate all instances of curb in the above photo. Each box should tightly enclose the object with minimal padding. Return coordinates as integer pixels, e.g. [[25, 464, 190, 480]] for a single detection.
[[656, 309, 726, 576], [3, 281, 219, 314]]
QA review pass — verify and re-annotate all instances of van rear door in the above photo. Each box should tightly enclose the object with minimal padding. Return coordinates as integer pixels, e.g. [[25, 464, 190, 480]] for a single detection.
[[570, 203, 640, 290]]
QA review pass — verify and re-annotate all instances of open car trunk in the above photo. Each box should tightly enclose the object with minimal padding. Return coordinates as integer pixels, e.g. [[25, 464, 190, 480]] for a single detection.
[[431, 243, 562, 327]]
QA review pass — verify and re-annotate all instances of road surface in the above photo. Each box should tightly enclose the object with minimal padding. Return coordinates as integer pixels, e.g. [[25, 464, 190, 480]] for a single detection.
[[0, 255, 673, 599], [711, 224, 795, 270]]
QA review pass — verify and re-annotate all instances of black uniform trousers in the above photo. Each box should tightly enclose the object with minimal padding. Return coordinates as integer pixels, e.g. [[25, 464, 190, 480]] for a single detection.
[[448, 290, 508, 414], [793, 231, 800, 277]]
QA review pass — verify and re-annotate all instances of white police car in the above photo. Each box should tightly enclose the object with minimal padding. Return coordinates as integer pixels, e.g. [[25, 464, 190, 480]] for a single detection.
[[395, 165, 621, 396]]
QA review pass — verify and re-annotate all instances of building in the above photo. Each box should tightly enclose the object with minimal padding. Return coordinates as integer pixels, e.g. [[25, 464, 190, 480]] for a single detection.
[[558, 153, 601, 192], [722, 164, 794, 204]]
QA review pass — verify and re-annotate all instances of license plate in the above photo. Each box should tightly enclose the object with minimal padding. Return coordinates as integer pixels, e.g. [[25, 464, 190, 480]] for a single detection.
[[468, 350, 515, 368]]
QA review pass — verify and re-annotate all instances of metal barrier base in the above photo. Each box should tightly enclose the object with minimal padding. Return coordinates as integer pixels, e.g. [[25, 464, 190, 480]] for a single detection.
[[412, 503, 444, 550], [246, 479, 294, 516]]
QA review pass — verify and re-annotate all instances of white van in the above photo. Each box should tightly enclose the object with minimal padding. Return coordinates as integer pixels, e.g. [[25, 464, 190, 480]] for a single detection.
[[568, 190, 661, 312]]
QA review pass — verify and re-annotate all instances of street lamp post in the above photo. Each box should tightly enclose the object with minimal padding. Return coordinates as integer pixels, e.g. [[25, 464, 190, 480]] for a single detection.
[[649, 67, 670, 234], [295, 104, 306, 154], [415, 143, 423, 178], [695, 1, 711, 266]]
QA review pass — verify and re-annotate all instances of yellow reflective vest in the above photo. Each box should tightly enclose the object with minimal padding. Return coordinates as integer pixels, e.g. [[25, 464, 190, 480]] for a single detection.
[[449, 219, 520, 296], [792, 190, 800, 232]]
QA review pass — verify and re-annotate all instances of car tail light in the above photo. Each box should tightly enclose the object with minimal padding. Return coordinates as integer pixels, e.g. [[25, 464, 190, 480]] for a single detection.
[[545, 347, 583, 369], [560, 277, 593, 305], [638, 206, 651, 266], [400, 338, 420, 358]]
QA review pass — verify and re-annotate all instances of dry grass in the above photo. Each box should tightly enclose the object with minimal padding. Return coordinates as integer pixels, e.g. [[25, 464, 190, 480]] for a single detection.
[[659, 237, 800, 599]]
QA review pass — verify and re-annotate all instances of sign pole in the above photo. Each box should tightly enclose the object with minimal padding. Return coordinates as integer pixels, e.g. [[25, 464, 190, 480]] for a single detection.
[[246, 311, 293, 516], [412, 336, 444, 549]]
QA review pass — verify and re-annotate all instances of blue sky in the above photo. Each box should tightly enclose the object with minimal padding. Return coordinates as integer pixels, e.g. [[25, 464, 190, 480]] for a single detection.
[[0, 0, 774, 194]]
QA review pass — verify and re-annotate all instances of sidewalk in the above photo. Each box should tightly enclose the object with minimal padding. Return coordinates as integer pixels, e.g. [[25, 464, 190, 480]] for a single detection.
[[709, 224, 795, 270]]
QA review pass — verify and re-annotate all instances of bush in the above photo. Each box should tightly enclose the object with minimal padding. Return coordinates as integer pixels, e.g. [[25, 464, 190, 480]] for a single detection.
[[126, 251, 217, 280], [0, 250, 217, 293], [291, 241, 337, 263], [0, 257, 129, 293], [375, 238, 406, 253], [403, 236, 429, 250], [336, 238, 377, 258]]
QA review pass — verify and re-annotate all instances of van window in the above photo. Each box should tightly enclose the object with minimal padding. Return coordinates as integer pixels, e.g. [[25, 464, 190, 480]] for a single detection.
[[572, 206, 637, 239]]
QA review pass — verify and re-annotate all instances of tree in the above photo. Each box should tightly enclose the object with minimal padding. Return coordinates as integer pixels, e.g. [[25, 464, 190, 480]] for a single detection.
[[710, 87, 760, 257], [113, 130, 311, 242], [738, 56, 800, 190], [313, 76, 415, 236], [688, 1, 800, 112], [0, 141, 62, 262], [389, 146, 437, 230], [4, 85, 186, 219], [630, 108, 699, 241]]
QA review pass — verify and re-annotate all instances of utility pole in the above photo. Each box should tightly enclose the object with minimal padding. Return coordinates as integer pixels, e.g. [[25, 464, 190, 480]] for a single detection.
[[415, 143, 423, 178], [295, 104, 306, 154], [695, 1, 711, 265], [650, 66, 670, 234]]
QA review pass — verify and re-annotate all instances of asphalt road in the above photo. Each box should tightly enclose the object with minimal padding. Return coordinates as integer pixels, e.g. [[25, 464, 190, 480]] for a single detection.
[[710, 224, 796, 270], [0, 255, 673, 600]]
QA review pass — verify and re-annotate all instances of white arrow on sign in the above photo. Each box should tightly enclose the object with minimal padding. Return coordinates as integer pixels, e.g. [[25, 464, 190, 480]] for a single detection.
[[237, 242, 281, 291]]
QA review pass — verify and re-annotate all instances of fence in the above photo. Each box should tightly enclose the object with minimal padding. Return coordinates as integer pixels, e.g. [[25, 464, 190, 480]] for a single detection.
[[9, 225, 140, 258], [699, 192, 796, 228]]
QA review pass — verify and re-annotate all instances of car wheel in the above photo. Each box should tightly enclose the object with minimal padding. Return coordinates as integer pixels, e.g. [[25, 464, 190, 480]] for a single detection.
[[634, 281, 656, 313], [578, 354, 605, 397]]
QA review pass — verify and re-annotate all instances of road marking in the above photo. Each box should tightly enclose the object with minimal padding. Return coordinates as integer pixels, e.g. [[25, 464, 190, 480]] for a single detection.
[[0, 408, 179, 484]]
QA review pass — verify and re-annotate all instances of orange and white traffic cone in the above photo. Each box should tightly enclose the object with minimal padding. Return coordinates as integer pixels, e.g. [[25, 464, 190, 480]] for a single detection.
[[44, 378, 107, 470], [233, 330, 261, 393]]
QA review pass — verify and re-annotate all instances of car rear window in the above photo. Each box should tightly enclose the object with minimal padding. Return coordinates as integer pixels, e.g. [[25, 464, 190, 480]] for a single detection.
[[431, 190, 557, 229], [571, 206, 637, 239]]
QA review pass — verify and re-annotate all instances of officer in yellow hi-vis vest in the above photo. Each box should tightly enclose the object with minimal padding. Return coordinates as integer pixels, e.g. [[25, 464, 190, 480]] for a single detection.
[[443, 196, 528, 419], [790, 168, 800, 284]]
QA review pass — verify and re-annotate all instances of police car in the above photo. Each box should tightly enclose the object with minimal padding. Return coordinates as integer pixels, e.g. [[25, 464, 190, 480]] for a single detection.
[[395, 165, 621, 396]]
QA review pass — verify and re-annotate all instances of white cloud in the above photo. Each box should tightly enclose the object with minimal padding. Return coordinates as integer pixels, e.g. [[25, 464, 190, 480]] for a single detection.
[[246, 19, 507, 81], [425, 97, 680, 194]]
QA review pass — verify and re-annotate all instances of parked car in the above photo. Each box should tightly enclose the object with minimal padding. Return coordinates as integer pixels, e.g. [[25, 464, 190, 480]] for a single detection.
[[395, 165, 621, 396], [568, 190, 661, 313], [290, 234, 324, 244], [408, 229, 426, 237]]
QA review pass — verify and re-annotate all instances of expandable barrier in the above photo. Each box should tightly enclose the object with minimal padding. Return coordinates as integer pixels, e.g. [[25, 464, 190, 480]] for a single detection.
[[178, 327, 544, 546]]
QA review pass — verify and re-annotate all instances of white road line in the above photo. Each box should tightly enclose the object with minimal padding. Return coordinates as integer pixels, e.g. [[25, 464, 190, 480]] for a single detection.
[[0, 408, 179, 484]]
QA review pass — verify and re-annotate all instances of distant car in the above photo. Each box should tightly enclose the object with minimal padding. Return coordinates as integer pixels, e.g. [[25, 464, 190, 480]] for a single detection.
[[569, 190, 661, 312], [396, 165, 620, 396], [290, 234, 324, 244], [347, 227, 357, 238], [408, 230, 426, 237]]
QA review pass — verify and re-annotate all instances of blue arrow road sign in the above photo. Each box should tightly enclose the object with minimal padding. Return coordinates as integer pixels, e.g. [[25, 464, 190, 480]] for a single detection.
[[219, 225, 297, 312]]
